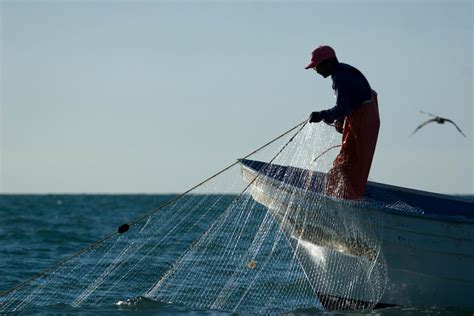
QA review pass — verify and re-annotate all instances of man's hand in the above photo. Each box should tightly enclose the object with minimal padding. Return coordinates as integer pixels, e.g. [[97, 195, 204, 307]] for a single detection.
[[309, 111, 323, 123]]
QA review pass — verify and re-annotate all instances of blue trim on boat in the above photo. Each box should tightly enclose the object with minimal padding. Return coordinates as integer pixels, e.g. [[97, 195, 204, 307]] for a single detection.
[[239, 159, 474, 222]]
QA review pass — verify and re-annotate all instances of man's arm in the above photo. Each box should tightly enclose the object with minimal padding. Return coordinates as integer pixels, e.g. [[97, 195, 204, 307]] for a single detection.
[[309, 72, 352, 123]]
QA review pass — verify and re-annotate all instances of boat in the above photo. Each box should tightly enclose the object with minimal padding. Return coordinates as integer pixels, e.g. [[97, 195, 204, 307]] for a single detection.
[[239, 158, 474, 310]]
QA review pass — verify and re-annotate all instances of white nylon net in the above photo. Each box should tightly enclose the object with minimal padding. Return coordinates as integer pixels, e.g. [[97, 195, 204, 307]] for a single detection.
[[1, 123, 397, 313]]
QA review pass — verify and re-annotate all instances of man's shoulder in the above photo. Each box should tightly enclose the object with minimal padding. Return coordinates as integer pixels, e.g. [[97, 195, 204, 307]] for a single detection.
[[334, 62, 372, 92], [334, 63, 366, 81], [332, 63, 354, 83]]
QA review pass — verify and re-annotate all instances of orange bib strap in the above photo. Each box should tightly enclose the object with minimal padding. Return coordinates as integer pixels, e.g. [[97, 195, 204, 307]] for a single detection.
[[325, 92, 380, 199]]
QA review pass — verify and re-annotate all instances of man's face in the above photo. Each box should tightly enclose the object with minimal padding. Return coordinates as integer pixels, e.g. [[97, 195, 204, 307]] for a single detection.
[[314, 60, 332, 78]]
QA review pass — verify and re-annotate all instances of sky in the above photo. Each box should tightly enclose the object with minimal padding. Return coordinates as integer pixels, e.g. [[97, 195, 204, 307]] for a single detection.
[[1, 0, 473, 194]]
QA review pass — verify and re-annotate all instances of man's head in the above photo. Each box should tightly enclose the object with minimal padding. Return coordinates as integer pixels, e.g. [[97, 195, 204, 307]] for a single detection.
[[305, 45, 338, 78]]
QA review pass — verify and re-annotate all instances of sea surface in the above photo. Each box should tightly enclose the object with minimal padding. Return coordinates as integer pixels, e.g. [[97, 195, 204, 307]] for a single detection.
[[1, 194, 473, 315]]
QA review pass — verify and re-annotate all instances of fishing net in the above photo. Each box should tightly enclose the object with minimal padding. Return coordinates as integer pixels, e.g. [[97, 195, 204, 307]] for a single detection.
[[1, 122, 397, 313]]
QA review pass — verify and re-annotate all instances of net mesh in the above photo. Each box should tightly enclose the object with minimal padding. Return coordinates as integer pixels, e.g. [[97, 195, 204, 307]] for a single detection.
[[0, 123, 416, 313]]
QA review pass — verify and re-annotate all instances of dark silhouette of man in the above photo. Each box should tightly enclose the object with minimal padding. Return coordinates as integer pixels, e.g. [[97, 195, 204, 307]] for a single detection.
[[306, 45, 380, 199]]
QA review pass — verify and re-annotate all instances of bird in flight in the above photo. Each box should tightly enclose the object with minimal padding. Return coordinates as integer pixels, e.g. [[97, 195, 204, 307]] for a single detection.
[[411, 111, 466, 137]]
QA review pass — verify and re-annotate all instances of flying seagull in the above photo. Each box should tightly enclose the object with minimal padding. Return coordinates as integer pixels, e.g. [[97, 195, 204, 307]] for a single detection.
[[411, 111, 466, 137]]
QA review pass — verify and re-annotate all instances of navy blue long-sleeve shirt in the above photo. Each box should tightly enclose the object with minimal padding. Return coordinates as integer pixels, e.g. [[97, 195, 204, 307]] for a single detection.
[[320, 63, 372, 122]]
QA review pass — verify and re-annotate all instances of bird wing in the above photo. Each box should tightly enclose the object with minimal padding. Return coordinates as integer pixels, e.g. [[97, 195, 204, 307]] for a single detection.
[[444, 119, 467, 137], [411, 118, 437, 136], [420, 110, 437, 118]]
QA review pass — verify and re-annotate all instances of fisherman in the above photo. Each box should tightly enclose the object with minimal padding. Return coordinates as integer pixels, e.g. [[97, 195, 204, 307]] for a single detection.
[[305, 45, 380, 200]]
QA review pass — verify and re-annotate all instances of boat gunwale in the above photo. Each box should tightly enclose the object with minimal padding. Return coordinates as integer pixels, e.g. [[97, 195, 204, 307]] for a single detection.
[[240, 162, 474, 224]]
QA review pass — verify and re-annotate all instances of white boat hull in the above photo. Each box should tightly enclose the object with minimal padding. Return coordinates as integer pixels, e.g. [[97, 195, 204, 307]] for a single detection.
[[241, 162, 474, 309]]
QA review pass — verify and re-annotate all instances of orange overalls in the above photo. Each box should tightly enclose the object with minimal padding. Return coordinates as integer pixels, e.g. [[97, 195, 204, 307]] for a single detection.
[[325, 91, 380, 200]]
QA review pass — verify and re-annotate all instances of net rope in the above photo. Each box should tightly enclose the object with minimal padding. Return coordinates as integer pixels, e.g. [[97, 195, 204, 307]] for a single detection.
[[0, 121, 421, 313]]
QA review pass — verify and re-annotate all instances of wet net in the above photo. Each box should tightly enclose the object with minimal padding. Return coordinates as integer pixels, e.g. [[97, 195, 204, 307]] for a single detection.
[[0, 122, 406, 313]]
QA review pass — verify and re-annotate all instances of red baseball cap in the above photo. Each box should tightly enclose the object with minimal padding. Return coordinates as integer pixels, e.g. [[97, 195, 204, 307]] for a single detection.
[[305, 45, 337, 69]]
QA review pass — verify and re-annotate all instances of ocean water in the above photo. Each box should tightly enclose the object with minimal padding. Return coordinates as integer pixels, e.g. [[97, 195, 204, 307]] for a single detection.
[[1, 194, 473, 315]]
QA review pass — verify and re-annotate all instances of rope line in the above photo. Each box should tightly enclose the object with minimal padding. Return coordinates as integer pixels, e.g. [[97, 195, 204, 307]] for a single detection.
[[0, 119, 308, 297], [127, 119, 308, 228], [312, 145, 342, 163]]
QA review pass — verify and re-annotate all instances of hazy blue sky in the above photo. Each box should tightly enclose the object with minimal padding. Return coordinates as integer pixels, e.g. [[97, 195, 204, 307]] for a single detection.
[[1, 0, 472, 194]]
